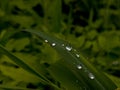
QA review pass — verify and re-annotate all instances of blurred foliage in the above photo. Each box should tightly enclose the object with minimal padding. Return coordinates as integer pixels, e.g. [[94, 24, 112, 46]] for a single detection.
[[0, 0, 120, 89]]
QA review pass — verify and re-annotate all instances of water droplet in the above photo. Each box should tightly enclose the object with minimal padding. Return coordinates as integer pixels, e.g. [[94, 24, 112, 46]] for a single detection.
[[45, 40, 48, 43], [76, 54, 80, 57], [52, 43, 56, 46], [65, 46, 72, 51], [77, 65, 82, 69], [88, 73, 95, 79]]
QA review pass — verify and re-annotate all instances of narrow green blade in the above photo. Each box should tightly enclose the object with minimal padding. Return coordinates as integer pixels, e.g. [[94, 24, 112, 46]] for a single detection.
[[23, 29, 117, 90], [51, 0, 61, 32], [48, 61, 88, 90], [0, 44, 49, 84], [0, 85, 37, 90], [44, 0, 61, 32]]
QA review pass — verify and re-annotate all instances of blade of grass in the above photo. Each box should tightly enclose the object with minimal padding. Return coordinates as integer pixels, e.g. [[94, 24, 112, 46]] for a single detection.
[[104, 0, 112, 29], [0, 85, 38, 90], [23, 29, 117, 90], [0, 45, 57, 84], [48, 61, 89, 90], [52, 0, 61, 32], [0, 44, 48, 83], [0, 44, 61, 90], [43, 0, 61, 32], [88, 9, 94, 28], [0, 30, 21, 45]]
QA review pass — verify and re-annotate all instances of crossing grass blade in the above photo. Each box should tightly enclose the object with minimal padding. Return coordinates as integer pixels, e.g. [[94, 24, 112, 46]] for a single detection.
[[0, 44, 52, 86], [0, 85, 37, 90], [51, 0, 61, 32], [0, 44, 62, 90], [23, 29, 117, 90]]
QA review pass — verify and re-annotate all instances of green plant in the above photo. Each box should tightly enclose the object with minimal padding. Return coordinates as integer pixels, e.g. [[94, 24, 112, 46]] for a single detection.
[[0, 0, 120, 89], [0, 29, 118, 90]]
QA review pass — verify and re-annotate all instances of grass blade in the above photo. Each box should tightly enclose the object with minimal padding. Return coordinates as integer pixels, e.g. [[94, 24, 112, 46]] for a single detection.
[[0, 44, 49, 84], [46, 0, 61, 32], [51, 0, 61, 32], [48, 61, 88, 90], [23, 29, 117, 90], [0, 85, 37, 90]]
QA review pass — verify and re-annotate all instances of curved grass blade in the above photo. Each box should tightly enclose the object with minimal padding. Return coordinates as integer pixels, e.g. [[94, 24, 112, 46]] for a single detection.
[[23, 29, 117, 90], [0, 44, 62, 90], [0, 85, 37, 90], [48, 61, 88, 90], [0, 30, 21, 45], [0, 45, 49, 83]]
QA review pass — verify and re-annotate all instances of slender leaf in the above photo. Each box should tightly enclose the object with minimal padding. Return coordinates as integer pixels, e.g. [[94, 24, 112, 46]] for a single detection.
[[0, 85, 38, 90], [48, 61, 87, 90], [0, 44, 62, 90], [43, 0, 61, 32], [0, 44, 50, 84], [51, 0, 61, 32], [0, 30, 21, 45], [23, 29, 117, 90]]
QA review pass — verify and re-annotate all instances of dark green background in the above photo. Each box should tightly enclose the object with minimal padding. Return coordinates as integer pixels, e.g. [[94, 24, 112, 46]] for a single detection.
[[0, 0, 120, 89]]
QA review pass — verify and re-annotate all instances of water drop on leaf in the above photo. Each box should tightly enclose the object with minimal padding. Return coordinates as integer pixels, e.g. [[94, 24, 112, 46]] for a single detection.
[[76, 54, 80, 57], [77, 65, 82, 69], [45, 40, 48, 43], [65, 46, 72, 51], [52, 43, 56, 46], [88, 73, 95, 79]]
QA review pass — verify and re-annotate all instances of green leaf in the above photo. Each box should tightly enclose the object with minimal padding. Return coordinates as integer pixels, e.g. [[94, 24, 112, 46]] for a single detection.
[[51, 0, 61, 32], [5, 37, 30, 51], [43, 0, 61, 32], [23, 29, 117, 90], [0, 85, 37, 90], [0, 44, 50, 84], [0, 64, 40, 83], [106, 74, 120, 87], [48, 61, 86, 90], [98, 31, 120, 51], [0, 29, 20, 45], [0, 44, 61, 90]]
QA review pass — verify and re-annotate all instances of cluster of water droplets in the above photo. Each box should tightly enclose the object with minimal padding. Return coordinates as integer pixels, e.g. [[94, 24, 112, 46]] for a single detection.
[[44, 39, 95, 80], [45, 39, 56, 46]]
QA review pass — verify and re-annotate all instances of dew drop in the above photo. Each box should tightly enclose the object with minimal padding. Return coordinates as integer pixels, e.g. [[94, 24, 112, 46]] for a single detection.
[[45, 40, 48, 43], [88, 73, 95, 79], [52, 43, 56, 46], [76, 54, 80, 57], [77, 65, 82, 69], [65, 46, 72, 51]]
